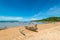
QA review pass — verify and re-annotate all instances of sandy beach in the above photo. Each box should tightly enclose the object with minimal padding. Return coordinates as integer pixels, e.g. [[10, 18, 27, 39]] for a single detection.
[[0, 22, 60, 40]]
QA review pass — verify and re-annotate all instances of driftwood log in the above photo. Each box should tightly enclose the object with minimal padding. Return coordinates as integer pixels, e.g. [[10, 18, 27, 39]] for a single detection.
[[25, 24, 38, 32]]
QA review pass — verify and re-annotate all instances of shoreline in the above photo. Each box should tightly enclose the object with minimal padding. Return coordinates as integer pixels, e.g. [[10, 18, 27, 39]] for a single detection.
[[0, 22, 60, 30], [0, 22, 60, 40]]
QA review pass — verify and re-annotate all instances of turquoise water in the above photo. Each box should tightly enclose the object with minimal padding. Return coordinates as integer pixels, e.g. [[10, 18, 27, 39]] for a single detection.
[[0, 22, 44, 28]]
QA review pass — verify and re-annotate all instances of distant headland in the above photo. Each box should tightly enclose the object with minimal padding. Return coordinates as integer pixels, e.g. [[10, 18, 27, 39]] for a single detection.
[[32, 16, 60, 22]]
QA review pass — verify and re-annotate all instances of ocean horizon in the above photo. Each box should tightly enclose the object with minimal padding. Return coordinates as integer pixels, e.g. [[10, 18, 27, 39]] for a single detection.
[[0, 21, 44, 28]]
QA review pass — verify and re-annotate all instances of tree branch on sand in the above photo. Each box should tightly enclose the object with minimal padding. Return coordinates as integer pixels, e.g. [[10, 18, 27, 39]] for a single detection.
[[19, 29, 26, 36]]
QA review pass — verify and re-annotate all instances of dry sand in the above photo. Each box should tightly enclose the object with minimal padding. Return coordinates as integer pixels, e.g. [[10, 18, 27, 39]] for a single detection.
[[0, 22, 60, 40]]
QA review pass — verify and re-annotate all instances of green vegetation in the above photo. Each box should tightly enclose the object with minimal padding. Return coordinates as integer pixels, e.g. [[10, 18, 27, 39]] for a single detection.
[[32, 17, 60, 22]]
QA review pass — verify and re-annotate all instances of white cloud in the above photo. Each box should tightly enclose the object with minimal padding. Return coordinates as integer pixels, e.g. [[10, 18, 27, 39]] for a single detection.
[[30, 12, 46, 20], [0, 16, 23, 21], [32, 12, 42, 18], [30, 18, 38, 20], [31, 6, 60, 20], [46, 6, 60, 15]]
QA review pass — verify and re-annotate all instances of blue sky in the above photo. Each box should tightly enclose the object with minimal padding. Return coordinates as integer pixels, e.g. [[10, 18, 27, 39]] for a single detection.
[[0, 0, 60, 21]]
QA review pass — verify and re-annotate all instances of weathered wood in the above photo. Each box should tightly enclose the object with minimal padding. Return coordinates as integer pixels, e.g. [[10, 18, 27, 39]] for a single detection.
[[25, 24, 38, 32], [19, 29, 26, 36]]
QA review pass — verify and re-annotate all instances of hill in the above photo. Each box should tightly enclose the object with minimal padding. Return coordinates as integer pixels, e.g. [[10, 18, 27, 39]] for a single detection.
[[32, 17, 60, 22]]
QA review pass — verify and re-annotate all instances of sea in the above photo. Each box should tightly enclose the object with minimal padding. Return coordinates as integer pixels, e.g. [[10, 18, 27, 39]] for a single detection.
[[0, 21, 44, 28]]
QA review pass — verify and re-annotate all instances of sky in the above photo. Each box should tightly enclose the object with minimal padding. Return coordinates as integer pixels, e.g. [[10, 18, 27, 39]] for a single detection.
[[0, 0, 60, 21]]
